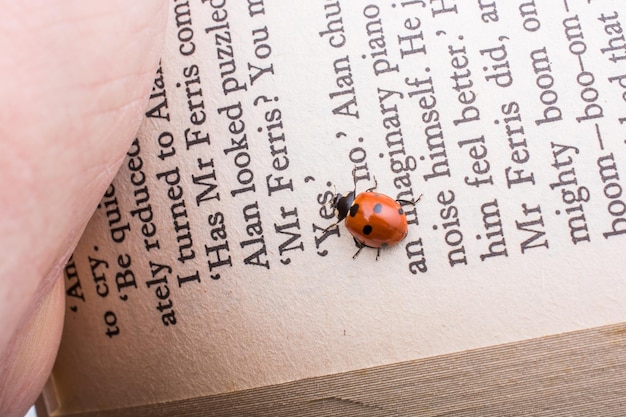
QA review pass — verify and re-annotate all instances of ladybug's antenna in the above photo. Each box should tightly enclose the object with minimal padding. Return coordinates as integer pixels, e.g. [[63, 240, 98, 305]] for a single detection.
[[325, 184, 337, 211], [351, 167, 358, 196]]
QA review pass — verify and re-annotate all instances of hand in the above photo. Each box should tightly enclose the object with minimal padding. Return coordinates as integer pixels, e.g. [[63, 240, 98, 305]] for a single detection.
[[0, 2, 167, 416]]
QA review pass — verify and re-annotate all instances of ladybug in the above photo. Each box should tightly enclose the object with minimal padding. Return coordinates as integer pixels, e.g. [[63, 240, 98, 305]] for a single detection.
[[329, 170, 421, 259]]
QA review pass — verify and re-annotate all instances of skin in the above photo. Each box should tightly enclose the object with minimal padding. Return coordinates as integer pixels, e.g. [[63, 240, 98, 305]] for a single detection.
[[0, 2, 168, 416]]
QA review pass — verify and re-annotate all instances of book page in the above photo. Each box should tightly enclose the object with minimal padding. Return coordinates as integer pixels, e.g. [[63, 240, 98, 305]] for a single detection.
[[46, 0, 626, 414]]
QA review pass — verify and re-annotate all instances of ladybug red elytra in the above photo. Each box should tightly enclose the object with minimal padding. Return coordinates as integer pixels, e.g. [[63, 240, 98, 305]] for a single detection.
[[328, 169, 421, 259]]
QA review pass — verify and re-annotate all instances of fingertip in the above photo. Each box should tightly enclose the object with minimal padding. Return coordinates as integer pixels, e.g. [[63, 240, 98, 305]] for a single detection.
[[0, 0, 168, 354]]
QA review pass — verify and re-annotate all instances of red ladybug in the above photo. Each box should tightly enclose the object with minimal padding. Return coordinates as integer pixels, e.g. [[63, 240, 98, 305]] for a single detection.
[[329, 171, 421, 259]]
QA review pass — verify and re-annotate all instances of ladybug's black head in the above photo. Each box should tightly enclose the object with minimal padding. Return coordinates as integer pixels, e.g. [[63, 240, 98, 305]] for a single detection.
[[332, 191, 355, 222]]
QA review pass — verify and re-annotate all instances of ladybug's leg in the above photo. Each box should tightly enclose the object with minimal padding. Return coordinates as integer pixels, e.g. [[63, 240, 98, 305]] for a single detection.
[[352, 238, 365, 259], [323, 221, 340, 233], [352, 239, 380, 260], [365, 176, 378, 193], [396, 193, 423, 206], [351, 167, 378, 193]]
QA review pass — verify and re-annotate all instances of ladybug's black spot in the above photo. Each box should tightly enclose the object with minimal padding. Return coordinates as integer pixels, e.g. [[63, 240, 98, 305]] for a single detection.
[[349, 204, 360, 217], [398, 208, 404, 215], [373, 203, 383, 213], [362, 225, 373, 235]]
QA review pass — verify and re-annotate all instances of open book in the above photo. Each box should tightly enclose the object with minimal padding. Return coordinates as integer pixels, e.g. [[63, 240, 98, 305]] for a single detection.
[[39, 1, 626, 415]]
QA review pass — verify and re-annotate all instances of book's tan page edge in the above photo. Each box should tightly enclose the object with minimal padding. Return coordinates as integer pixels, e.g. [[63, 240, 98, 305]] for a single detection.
[[37, 322, 626, 417], [43, 0, 626, 415]]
